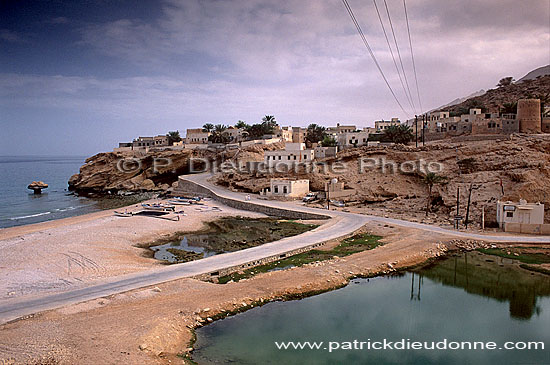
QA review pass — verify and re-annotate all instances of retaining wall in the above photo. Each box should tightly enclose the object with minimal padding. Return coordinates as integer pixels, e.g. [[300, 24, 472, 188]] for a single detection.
[[173, 175, 339, 281], [504, 223, 550, 235], [174, 177, 330, 220]]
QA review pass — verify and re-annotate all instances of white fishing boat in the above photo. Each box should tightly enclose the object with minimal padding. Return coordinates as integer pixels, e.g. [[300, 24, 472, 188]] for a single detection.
[[141, 203, 176, 212]]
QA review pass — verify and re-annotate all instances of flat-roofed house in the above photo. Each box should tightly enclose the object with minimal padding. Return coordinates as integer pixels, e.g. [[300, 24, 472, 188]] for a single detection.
[[260, 179, 309, 198], [264, 143, 314, 167], [185, 128, 210, 144]]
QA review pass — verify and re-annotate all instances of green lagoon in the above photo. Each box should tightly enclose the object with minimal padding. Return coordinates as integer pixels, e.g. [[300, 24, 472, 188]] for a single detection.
[[193, 252, 550, 364]]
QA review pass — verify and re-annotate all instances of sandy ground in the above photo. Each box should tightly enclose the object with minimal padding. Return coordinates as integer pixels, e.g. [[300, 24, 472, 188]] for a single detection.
[[0, 199, 266, 302], [0, 222, 453, 364]]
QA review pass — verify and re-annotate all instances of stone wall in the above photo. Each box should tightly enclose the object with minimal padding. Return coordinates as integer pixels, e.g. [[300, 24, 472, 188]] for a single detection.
[[504, 223, 550, 235], [174, 177, 330, 220]]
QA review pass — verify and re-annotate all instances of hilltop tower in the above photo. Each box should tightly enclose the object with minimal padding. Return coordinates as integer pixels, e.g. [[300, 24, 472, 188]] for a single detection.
[[517, 99, 541, 133]]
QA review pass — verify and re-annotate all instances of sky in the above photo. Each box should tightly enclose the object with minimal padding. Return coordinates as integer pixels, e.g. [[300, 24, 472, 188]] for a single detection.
[[1, 0, 549, 156]]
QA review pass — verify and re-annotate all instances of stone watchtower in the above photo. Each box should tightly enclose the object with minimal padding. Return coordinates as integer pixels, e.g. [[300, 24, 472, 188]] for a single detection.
[[517, 99, 541, 133]]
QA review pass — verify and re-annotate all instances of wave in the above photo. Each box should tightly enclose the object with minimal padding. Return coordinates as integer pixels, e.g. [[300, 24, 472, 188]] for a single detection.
[[9, 211, 52, 220]]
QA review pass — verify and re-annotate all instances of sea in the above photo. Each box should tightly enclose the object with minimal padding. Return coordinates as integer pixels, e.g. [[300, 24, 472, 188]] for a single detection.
[[0, 156, 148, 229], [0, 156, 99, 228]]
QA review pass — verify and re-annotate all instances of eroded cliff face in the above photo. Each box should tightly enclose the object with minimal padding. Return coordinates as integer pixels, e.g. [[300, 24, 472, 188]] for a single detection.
[[68, 150, 197, 194], [67, 143, 283, 195]]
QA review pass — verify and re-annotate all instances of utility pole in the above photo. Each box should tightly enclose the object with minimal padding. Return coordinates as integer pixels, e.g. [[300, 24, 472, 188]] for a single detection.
[[422, 114, 425, 146], [465, 183, 480, 229], [415, 115, 418, 148], [455, 187, 461, 229]]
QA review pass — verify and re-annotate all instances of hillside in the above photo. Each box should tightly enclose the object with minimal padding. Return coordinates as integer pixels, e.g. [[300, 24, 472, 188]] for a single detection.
[[440, 74, 550, 116], [213, 135, 550, 228], [518, 65, 550, 82]]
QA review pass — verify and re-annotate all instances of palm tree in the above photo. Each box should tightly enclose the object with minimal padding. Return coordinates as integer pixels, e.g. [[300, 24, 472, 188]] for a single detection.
[[166, 130, 181, 144], [382, 125, 414, 144], [235, 120, 249, 129], [209, 124, 229, 144], [262, 115, 276, 124], [423, 172, 446, 215], [305, 124, 327, 147], [202, 123, 214, 133]]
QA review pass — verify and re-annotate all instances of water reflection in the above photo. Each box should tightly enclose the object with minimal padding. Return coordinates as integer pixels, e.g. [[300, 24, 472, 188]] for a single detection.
[[414, 252, 550, 319]]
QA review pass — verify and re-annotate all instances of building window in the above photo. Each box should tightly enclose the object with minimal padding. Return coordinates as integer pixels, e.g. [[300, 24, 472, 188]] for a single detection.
[[506, 212, 514, 218], [274, 186, 279, 193], [304, 155, 307, 159], [283, 186, 288, 194]]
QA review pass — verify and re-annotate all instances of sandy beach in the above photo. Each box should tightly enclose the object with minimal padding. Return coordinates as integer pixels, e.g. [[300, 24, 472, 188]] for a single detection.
[[0, 199, 266, 302], [0, 220, 456, 364]]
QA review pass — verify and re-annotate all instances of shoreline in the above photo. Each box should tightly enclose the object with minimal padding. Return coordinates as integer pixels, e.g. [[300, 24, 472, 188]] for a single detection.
[[0, 222, 454, 364]]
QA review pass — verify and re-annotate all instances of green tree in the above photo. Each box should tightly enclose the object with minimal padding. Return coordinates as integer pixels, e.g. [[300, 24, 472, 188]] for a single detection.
[[235, 120, 249, 129], [209, 124, 229, 144], [166, 130, 181, 144], [497, 77, 514, 87], [262, 115, 276, 124], [321, 136, 337, 147], [202, 123, 214, 133], [305, 124, 327, 146], [501, 102, 517, 115], [423, 172, 446, 215], [246, 117, 278, 139], [381, 125, 414, 144]]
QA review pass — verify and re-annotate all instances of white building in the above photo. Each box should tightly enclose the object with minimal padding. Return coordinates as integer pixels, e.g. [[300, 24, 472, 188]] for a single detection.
[[185, 128, 210, 144], [375, 118, 400, 131], [337, 131, 370, 149], [260, 179, 310, 198], [264, 143, 315, 167], [496, 200, 544, 228]]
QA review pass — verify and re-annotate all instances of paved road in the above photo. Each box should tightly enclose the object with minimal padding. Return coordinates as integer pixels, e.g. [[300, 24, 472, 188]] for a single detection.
[[187, 173, 550, 244], [1, 173, 549, 324]]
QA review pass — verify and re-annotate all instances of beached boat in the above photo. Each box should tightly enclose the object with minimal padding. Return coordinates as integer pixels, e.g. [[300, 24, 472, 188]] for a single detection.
[[114, 210, 133, 217], [141, 203, 176, 212]]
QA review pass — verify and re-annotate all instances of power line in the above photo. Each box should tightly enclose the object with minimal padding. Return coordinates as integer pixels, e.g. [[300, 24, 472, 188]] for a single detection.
[[383, 0, 416, 114], [373, 0, 415, 114], [403, 0, 423, 113], [341, 0, 410, 118]]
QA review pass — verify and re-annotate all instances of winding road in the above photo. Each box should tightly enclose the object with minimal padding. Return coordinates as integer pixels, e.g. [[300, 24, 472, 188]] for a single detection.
[[0, 173, 549, 325]]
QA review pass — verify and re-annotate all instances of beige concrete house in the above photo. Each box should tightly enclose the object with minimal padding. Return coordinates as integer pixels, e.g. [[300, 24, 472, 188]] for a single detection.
[[337, 131, 370, 149], [185, 128, 210, 144], [375, 118, 400, 131], [496, 200, 547, 234], [260, 179, 309, 198], [264, 143, 314, 168]]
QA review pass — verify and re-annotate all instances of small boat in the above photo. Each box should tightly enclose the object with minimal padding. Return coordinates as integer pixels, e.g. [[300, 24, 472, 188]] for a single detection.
[[169, 199, 191, 205], [114, 210, 133, 217], [141, 203, 176, 212]]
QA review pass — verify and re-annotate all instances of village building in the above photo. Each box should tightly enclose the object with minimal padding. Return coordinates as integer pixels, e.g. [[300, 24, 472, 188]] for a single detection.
[[496, 200, 548, 234], [264, 143, 314, 168], [337, 130, 370, 149], [326, 123, 357, 134], [260, 179, 309, 198], [375, 118, 400, 131], [313, 145, 338, 159], [223, 126, 245, 143], [322, 180, 356, 201], [185, 128, 210, 144]]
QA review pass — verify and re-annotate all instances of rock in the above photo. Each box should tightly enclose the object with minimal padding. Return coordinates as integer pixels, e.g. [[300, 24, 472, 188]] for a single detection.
[[152, 287, 162, 293], [139, 344, 148, 351], [27, 181, 48, 194], [203, 308, 210, 312], [140, 179, 156, 190], [207, 317, 213, 322]]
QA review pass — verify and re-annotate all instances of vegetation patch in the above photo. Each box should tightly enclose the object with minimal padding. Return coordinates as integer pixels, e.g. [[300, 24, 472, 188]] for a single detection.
[[217, 233, 383, 284], [519, 264, 550, 276], [476, 248, 550, 265], [137, 217, 319, 263]]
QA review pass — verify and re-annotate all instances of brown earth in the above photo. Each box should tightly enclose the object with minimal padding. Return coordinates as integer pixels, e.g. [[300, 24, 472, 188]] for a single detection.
[[0, 222, 453, 365], [440, 74, 550, 115], [213, 134, 550, 229]]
